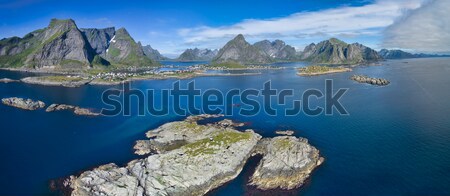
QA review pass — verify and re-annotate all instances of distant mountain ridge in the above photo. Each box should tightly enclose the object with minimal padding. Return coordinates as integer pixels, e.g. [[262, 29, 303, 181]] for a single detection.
[[142, 45, 169, 61], [378, 49, 450, 59], [212, 34, 273, 64], [177, 48, 218, 61], [253, 40, 297, 61], [0, 18, 159, 69], [300, 38, 382, 64], [212, 35, 384, 65]]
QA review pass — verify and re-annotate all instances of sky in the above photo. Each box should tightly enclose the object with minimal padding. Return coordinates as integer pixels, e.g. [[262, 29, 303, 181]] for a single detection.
[[0, 0, 448, 57]]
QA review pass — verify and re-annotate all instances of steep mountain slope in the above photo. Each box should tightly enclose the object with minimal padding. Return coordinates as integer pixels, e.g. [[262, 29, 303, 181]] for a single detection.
[[80, 27, 115, 57], [253, 40, 297, 61], [177, 48, 218, 61], [0, 19, 92, 69], [105, 28, 155, 66], [300, 38, 382, 64], [212, 34, 272, 64], [142, 45, 168, 61], [0, 19, 158, 69]]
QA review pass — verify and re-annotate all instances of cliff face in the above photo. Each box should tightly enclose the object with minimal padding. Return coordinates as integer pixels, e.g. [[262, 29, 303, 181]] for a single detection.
[[0, 19, 158, 69], [177, 48, 218, 61], [253, 40, 297, 61], [80, 27, 115, 57], [105, 28, 155, 66], [300, 38, 382, 64], [212, 34, 272, 64]]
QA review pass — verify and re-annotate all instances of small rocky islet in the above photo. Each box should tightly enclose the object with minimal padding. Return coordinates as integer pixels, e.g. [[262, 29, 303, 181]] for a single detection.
[[1, 97, 45, 110], [66, 114, 323, 196], [1, 97, 100, 116], [351, 74, 390, 86]]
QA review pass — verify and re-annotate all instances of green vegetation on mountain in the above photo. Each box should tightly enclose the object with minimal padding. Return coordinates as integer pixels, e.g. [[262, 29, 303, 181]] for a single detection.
[[0, 18, 159, 69]]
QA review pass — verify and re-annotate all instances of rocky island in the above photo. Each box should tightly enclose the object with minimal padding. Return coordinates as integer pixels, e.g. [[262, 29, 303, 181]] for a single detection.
[[46, 103, 101, 116], [351, 75, 390, 86], [66, 115, 323, 195], [298, 65, 352, 76], [1, 97, 45, 110]]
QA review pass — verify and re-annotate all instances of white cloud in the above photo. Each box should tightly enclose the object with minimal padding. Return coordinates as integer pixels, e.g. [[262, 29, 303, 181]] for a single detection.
[[382, 0, 450, 53], [177, 0, 423, 49]]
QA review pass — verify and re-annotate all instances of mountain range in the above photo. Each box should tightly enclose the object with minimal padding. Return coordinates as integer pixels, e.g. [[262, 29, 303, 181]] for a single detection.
[[177, 48, 218, 61], [212, 35, 382, 65], [0, 19, 158, 69], [378, 49, 450, 59], [1, 19, 448, 69]]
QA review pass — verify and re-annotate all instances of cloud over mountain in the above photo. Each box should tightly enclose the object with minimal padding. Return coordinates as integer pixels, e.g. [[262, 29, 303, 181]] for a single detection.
[[178, 0, 422, 47]]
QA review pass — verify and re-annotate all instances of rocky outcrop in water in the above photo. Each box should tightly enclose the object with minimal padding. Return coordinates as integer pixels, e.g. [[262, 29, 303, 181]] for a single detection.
[[46, 103, 100, 116], [0, 78, 19, 83], [253, 40, 297, 61], [1, 97, 45, 110], [300, 38, 382, 64], [212, 34, 272, 64], [67, 115, 323, 195], [250, 136, 323, 190], [351, 75, 390, 86], [70, 115, 261, 196], [177, 48, 218, 61]]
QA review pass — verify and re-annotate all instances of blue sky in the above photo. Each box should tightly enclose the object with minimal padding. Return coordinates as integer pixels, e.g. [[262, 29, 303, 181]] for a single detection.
[[1, 0, 448, 56]]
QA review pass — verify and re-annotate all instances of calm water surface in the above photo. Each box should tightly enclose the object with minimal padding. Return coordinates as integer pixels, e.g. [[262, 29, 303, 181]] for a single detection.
[[0, 58, 449, 195]]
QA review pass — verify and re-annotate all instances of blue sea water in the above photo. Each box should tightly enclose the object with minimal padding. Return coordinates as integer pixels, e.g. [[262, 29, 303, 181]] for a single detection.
[[1, 58, 450, 195]]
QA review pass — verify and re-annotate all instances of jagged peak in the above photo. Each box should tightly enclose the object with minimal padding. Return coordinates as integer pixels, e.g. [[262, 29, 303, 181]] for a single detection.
[[48, 18, 77, 29], [116, 27, 129, 35], [233, 34, 246, 42], [327, 38, 348, 46]]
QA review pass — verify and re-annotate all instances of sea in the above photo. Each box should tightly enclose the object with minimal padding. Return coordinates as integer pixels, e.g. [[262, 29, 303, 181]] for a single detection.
[[1, 58, 449, 195]]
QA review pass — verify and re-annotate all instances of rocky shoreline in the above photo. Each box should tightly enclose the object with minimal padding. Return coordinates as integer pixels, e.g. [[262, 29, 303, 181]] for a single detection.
[[66, 115, 323, 195], [1, 97, 45, 110], [350, 74, 390, 86]]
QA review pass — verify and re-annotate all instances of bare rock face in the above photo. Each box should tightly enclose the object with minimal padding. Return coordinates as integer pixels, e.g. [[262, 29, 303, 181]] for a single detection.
[[70, 163, 143, 196], [1, 97, 45, 110], [70, 116, 261, 196], [249, 136, 323, 190], [27, 19, 92, 69], [80, 27, 115, 57]]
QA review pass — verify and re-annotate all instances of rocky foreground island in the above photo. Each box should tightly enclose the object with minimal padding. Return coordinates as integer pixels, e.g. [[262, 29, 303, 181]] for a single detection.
[[351, 74, 390, 86], [1, 97, 100, 116], [1, 97, 45, 110], [66, 115, 323, 195]]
